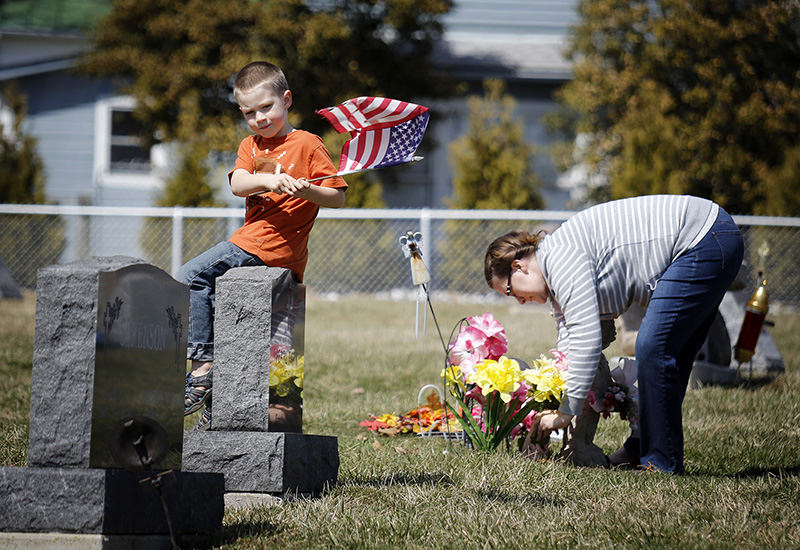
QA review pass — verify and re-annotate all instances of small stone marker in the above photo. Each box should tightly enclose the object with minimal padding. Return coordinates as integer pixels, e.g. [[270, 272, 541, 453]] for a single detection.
[[0, 256, 224, 538], [0, 256, 22, 299], [183, 266, 339, 495]]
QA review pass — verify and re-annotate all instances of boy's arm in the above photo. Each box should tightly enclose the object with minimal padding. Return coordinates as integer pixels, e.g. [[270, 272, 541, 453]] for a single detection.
[[290, 182, 346, 208], [230, 168, 346, 208], [229, 168, 297, 197]]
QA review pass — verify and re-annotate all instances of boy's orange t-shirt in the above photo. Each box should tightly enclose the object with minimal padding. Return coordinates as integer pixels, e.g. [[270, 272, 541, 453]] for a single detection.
[[228, 130, 347, 280]]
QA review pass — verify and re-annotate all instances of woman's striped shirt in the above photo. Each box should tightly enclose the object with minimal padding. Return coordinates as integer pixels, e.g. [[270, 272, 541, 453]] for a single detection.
[[535, 195, 719, 416]]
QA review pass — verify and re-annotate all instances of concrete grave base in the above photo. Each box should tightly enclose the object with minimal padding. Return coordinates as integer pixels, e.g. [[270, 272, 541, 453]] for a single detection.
[[0, 532, 174, 550], [224, 492, 283, 509], [183, 431, 338, 494], [0, 467, 224, 535]]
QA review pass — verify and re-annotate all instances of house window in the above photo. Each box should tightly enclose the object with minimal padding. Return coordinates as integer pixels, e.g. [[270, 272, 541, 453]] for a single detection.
[[109, 109, 151, 173]]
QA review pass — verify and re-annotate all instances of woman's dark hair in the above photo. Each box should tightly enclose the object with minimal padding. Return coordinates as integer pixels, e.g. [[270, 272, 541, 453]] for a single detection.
[[483, 230, 546, 287]]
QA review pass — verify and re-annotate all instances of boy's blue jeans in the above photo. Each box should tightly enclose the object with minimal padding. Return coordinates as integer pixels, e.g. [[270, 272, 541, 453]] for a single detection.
[[627, 208, 743, 474], [176, 241, 265, 362]]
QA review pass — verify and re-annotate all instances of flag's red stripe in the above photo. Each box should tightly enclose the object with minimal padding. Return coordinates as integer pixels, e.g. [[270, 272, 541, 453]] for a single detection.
[[318, 97, 428, 134], [361, 129, 385, 168]]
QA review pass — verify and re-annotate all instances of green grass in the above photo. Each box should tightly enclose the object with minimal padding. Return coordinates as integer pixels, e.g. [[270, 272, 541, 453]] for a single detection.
[[2, 293, 800, 548]]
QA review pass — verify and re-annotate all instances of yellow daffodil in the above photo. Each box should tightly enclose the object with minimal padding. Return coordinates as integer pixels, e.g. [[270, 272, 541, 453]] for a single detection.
[[442, 364, 465, 391], [522, 355, 566, 403], [467, 356, 523, 403]]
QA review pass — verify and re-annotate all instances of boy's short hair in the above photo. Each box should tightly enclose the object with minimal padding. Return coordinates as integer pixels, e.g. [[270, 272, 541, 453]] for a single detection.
[[233, 61, 289, 97]]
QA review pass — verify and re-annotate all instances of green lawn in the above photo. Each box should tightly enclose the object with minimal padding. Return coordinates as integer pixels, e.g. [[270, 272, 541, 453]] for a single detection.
[[2, 292, 799, 549]]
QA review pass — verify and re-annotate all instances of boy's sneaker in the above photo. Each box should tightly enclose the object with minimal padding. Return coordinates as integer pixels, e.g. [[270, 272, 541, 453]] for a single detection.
[[194, 399, 212, 431], [185, 370, 212, 416]]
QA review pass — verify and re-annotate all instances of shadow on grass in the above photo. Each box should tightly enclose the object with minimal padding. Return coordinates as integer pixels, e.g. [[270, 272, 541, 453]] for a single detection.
[[734, 376, 782, 390], [340, 473, 565, 507], [179, 519, 282, 549], [339, 471, 456, 488]]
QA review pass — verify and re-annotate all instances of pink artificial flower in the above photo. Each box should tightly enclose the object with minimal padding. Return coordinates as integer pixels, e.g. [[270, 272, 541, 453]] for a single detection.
[[521, 410, 537, 431], [468, 313, 506, 339], [270, 343, 291, 361], [449, 326, 491, 368], [511, 382, 529, 403], [549, 348, 569, 371], [484, 335, 508, 361], [470, 403, 486, 430], [510, 410, 538, 440]]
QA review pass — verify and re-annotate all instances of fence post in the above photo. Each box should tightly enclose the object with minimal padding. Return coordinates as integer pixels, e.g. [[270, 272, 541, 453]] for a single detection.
[[420, 207, 432, 281], [171, 207, 184, 277]]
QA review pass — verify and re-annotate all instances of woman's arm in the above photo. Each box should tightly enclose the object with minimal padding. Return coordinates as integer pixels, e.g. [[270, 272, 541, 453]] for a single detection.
[[542, 246, 604, 417]]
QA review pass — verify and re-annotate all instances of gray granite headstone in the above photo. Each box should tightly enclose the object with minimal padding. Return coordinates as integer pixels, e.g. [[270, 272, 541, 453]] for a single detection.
[[0, 256, 224, 536], [183, 432, 338, 494], [0, 467, 224, 534], [183, 266, 338, 494], [213, 266, 305, 432], [27, 257, 186, 469]]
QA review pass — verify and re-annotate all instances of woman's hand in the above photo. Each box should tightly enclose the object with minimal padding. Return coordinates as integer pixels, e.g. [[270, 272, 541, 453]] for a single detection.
[[532, 410, 574, 441]]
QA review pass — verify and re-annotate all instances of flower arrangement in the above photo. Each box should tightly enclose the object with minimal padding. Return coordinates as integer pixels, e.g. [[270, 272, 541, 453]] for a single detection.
[[359, 403, 459, 436], [360, 386, 460, 436], [588, 358, 639, 434], [443, 313, 568, 453]]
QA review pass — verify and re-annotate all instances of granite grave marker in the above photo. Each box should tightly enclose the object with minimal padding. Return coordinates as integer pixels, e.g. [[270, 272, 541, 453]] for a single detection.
[[183, 266, 339, 495], [0, 256, 224, 538]]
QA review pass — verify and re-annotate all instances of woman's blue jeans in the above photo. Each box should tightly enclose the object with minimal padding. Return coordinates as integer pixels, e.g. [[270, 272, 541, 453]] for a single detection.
[[176, 241, 265, 362], [628, 209, 743, 474]]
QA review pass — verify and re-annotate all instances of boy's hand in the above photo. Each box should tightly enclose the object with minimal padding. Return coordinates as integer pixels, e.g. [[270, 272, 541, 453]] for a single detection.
[[259, 161, 296, 195], [280, 176, 311, 197]]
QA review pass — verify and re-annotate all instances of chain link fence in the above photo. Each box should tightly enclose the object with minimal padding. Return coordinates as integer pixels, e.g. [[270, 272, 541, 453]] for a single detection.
[[1, 204, 799, 306]]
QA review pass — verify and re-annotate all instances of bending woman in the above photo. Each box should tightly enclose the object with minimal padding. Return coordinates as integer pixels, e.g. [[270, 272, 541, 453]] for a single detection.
[[484, 195, 743, 474]]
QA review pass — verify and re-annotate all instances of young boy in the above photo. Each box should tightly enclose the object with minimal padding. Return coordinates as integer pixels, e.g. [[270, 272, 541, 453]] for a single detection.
[[179, 61, 347, 430]]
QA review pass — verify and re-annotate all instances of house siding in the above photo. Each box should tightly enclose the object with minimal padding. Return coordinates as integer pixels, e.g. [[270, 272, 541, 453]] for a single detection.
[[20, 70, 111, 204]]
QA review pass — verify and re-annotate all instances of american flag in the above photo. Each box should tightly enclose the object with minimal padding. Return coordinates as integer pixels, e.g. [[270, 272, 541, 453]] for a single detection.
[[316, 97, 430, 175]]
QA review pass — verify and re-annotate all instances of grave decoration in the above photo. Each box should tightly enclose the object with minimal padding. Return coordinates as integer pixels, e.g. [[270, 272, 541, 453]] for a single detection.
[[392, 232, 621, 465], [359, 388, 460, 437], [442, 313, 569, 454], [587, 356, 639, 436]]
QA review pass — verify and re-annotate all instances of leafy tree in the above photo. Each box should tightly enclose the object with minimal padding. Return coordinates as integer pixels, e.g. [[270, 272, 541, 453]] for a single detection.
[[1, 83, 45, 204], [550, 0, 800, 215], [79, 0, 453, 207], [442, 79, 543, 292], [157, 139, 223, 208], [448, 79, 544, 210], [0, 84, 65, 287]]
